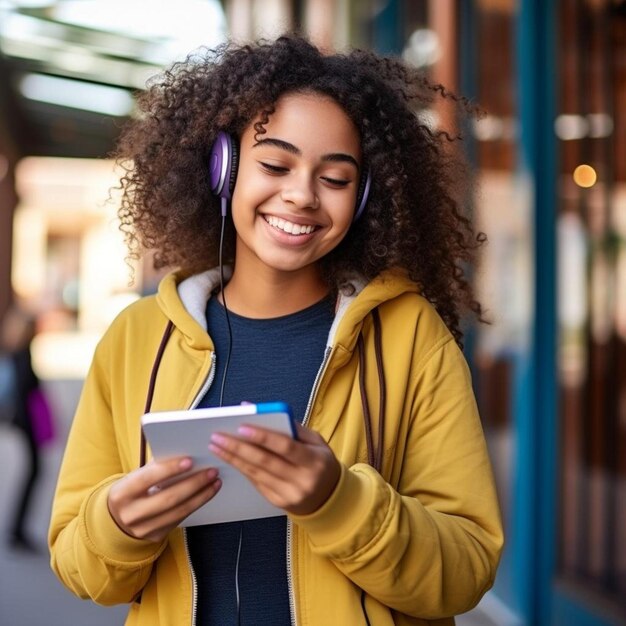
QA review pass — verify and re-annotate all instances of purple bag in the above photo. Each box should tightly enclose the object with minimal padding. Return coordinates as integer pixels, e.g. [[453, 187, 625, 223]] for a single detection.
[[26, 388, 56, 447]]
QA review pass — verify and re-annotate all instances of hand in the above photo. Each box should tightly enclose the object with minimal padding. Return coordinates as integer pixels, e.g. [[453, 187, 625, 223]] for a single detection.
[[107, 458, 221, 543], [209, 422, 340, 516]]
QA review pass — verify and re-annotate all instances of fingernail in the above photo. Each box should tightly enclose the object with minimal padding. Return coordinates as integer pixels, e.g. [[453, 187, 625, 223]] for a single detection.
[[179, 458, 192, 470], [209, 444, 222, 455], [210, 433, 226, 445], [237, 426, 255, 437], [206, 468, 218, 480]]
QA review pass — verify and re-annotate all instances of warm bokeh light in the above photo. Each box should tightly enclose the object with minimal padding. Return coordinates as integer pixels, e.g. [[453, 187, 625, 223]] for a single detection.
[[11, 156, 143, 379], [573, 164, 597, 188]]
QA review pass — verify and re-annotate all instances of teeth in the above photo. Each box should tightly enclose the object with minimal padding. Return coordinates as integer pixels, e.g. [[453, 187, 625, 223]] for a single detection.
[[265, 216, 316, 235]]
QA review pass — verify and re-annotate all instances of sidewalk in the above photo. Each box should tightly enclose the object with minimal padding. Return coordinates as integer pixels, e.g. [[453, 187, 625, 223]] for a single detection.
[[0, 379, 492, 626], [0, 419, 127, 625]]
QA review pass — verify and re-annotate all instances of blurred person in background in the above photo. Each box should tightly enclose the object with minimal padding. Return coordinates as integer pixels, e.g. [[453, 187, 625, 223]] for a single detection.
[[0, 303, 54, 552], [49, 34, 502, 626]]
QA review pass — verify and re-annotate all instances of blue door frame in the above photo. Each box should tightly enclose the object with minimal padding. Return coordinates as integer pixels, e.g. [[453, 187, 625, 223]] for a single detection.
[[516, 0, 559, 623]]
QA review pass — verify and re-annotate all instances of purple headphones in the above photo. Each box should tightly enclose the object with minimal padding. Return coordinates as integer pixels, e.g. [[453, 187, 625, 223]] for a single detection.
[[209, 131, 371, 220]]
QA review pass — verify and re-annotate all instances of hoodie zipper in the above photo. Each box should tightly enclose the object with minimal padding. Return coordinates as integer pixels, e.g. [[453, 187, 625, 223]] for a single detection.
[[286, 345, 333, 626], [183, 529, 199, 626], [184, 351, 216, 626], [189, 352, 217, 409], [302, 346, 332, 430]]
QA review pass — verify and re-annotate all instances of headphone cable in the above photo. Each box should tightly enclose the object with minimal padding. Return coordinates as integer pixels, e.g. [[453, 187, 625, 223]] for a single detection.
[[218, 211, 233, 408], [217, 207, 243, 624]]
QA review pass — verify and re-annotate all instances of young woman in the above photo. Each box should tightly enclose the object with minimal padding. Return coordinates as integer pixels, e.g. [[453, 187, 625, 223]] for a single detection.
[[49, 35, 503, 626]]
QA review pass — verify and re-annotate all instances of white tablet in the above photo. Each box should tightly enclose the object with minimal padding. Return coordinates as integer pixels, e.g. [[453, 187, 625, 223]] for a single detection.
[[141, 402, 296, 526]]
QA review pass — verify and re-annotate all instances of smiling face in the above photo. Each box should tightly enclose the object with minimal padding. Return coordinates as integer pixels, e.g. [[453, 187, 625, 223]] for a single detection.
[[230, 91, 362, 286]]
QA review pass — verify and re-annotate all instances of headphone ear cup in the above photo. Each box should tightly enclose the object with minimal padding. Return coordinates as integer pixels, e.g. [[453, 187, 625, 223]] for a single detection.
[[353, 169, 371, 222], [228, 140, 239, 197], [209, 132, 239, 201]]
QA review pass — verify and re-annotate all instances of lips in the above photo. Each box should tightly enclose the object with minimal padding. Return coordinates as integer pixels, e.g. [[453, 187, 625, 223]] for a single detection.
[[263, 215, 321, 235]]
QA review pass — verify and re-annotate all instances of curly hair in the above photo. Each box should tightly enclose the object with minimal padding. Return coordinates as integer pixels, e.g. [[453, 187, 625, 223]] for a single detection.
[[115, 34, 485, 345]]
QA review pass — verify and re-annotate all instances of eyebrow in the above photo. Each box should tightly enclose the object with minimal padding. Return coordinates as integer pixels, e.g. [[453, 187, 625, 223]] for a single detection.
[[252, 137, 359, 170]]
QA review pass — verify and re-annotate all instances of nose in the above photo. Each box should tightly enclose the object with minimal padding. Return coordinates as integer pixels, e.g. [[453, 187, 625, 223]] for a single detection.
[[280, 173, 319, 210]]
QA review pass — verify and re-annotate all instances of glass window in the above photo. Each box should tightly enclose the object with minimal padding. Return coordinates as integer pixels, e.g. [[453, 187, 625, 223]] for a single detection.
[[469, 0, 527, 556], [556, 0, 626, 612]]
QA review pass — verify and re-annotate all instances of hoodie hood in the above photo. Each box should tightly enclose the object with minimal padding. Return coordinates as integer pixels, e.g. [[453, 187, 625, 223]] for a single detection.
[[156, 267, 419, 353]]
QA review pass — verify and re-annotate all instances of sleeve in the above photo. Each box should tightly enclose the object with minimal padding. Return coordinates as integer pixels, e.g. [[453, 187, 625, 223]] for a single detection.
[[48, 333, 166, 606], [289, 337, 504, 619]]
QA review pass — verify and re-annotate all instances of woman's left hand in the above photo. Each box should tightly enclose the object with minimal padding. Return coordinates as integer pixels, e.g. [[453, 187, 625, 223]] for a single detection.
[[209, 422, 340, 516]]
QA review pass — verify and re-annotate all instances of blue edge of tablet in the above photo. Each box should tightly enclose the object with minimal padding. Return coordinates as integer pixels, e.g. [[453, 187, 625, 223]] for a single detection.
[[255, 401, 298, 440]]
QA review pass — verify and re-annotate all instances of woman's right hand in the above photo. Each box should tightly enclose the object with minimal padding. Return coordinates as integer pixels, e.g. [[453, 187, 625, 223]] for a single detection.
[[107, 458, 221, 543]]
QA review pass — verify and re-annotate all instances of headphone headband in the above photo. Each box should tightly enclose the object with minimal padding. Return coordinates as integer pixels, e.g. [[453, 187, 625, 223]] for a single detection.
[[353, 169, 371, 222]]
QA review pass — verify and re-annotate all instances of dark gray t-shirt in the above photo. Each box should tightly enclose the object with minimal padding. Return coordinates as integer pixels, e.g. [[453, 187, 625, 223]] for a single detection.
[[188, 294, 334, 626]]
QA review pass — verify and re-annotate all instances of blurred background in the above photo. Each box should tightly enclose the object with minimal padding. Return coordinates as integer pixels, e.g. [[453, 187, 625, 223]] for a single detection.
[[0, 0, 624, 624]]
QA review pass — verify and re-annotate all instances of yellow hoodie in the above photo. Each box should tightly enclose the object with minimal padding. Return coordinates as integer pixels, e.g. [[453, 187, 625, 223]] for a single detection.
[[49, 269, 503, 626]]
